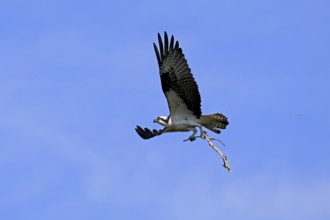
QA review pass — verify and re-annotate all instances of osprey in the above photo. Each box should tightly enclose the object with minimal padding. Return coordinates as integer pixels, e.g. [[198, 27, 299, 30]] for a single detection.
[[135, 32, 228, 141]]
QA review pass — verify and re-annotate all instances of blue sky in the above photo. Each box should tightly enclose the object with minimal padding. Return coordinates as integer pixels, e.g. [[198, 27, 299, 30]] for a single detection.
[[1, 0, 330, 219]]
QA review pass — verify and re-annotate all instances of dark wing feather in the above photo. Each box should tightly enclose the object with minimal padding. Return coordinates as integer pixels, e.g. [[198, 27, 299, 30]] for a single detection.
[[135, 125, 164, 139], [153, 32, 202, 118]]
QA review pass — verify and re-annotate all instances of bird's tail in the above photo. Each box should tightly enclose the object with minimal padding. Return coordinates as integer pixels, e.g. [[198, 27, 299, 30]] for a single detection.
[[200, 113, 229, 134]]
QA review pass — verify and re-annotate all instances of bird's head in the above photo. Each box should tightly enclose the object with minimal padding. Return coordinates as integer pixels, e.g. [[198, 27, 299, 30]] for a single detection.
[[153, 116, 169, 126]]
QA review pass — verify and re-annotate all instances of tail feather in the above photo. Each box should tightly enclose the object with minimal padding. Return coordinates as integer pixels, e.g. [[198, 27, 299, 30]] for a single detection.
[[200, 113, 229, 134]]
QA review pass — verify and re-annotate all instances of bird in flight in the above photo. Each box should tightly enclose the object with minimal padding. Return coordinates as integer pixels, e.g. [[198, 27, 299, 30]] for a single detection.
[[135, 32, 228, 142]]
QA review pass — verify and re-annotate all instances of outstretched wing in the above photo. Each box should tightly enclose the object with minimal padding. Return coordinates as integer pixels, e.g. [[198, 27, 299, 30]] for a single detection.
[[135, 126, 164, 139], [154, 32, 202, 118]]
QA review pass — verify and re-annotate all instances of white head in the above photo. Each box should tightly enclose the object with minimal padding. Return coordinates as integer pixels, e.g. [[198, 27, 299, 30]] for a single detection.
[[153, 116, 169, 126]]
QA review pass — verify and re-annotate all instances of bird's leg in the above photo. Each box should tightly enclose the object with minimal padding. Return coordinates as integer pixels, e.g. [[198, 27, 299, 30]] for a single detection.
[[183, 128, 197, 142], [198, 126, 206, 139]]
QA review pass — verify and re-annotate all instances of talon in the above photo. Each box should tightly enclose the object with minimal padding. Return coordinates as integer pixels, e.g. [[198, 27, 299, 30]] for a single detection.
[[201, 131, 207, 139], [189, 136, 196, 142], [183, 135, 196, 142]]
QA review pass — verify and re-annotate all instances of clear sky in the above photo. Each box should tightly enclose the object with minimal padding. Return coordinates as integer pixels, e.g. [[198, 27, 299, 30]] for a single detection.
[[1, 0, 330, 219]]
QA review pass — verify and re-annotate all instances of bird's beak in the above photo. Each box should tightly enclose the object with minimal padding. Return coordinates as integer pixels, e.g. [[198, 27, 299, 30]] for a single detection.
[[153, 119, 157, 123]]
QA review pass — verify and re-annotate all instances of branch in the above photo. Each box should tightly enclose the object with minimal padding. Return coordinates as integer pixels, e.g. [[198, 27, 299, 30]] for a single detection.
[[202, 131, 232, 172]]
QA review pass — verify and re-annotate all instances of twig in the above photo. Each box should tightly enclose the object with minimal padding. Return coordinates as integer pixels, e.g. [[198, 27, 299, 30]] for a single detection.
[[202, 131, 232, 172]]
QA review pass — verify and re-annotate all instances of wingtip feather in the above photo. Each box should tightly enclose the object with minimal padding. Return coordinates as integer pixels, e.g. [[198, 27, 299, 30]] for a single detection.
[[135, 125, 162, 139]]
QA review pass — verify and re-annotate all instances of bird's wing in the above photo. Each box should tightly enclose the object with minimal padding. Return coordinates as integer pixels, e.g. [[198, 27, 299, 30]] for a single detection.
[[135, 126, 164, 139], [154, 32, 202, 118]]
